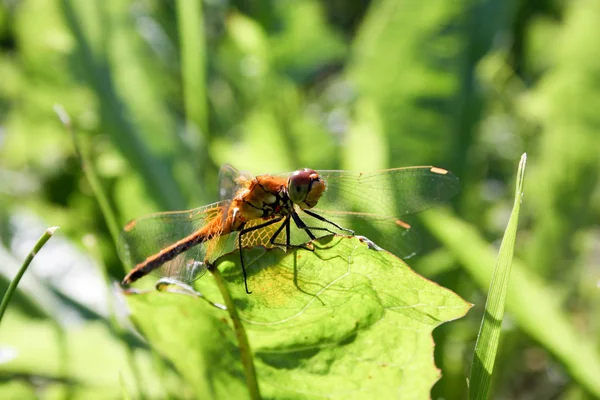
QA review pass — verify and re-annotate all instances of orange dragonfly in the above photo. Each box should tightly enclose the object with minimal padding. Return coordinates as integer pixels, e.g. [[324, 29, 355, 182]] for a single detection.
[[119, 165, 459, 293]]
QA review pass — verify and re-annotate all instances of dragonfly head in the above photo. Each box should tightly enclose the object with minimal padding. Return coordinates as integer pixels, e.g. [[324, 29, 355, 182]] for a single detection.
[[287, 168, 326, 209]]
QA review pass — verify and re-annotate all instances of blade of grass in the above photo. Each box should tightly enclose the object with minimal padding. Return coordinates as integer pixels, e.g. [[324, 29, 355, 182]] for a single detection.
[[0, 244, 60, 319], [54, 105, 121, 258], [422, 173, 600, 396], [0, 226, 59, 326], [0, 226, 71, 397], [468, 153, 526, 399]]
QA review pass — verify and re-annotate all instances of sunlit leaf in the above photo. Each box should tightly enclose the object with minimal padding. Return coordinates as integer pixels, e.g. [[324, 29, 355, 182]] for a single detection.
[[126, 291, 248, 399], [127, 236, 470, 399]]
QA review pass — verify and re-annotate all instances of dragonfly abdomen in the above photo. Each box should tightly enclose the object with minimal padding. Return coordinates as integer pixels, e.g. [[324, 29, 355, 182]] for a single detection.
[[122, 226, 219, 285]]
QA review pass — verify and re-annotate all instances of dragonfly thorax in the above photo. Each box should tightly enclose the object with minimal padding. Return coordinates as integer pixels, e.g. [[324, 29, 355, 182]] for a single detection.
[[234, 175, 297, 222]]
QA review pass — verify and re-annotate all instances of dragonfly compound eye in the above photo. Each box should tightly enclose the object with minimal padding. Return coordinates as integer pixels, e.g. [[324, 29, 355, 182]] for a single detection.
[[288, 168, 326, 209]]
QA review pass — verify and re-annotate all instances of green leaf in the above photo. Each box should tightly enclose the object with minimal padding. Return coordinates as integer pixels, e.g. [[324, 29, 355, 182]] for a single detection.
[[126, 291, 248, 399], [469, 153, 526, 399], [126, 236, 471, 399]]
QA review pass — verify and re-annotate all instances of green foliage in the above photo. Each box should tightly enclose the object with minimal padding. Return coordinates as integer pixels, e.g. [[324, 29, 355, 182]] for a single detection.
[[128, 237, 470, 399], [0, 311, 184, 398], [424, 206, 600, 397], [127, 291, 247, 399], [1, 0, 599, 398]]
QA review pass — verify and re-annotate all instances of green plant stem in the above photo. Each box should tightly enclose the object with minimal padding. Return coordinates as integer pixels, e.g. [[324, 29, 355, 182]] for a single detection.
[[0, 226, 59, 325], [210, 264, 261, 400], [53, 105, 122, 267]]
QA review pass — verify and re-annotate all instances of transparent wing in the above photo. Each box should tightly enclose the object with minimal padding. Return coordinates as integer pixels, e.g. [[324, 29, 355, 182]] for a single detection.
[[297, 209, 419, 258], [237, 218, 287, 249], [232, 208, 418, 258], [118, 201, 235, 282], [235, 215, 337, 251], [218, 164, 252, 201], [315, 166, 459, 218], [273, 166, 459, 258]]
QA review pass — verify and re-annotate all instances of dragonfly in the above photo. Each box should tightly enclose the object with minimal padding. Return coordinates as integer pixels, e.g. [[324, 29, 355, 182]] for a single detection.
[[118, 164, 459, 294]]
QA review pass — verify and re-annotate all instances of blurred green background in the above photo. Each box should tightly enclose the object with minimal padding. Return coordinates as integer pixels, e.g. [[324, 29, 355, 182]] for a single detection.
[[1, 0, 599, 398]]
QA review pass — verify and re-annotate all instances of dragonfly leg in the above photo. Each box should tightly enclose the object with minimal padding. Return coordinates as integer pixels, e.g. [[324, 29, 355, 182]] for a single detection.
[[266, 215, 288, 246], [238, 217, 284, 294], [291, 212, 318, 242], [302, 209, 354, 235], [292, 211, 347, 241], [295, 225, 341, 236], [268, 216, 313, 250]]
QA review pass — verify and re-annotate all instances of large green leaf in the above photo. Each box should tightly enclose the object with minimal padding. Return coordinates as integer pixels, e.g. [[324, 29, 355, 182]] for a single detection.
[[127, 291, 248, 399], [126, 236, 470, 399]]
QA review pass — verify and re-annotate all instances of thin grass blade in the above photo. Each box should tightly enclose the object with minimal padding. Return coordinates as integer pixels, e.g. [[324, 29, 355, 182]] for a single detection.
[[468, 153, 527, 399], [0, 226, 59, 325]]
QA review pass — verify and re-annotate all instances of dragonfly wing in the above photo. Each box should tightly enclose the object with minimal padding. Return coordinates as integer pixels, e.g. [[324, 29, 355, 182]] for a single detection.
[[233, 207, 420, 259], [152, 246, 209, 282], [237, 218, 287, 249], [118, 201, 231, 282], [287, 166, 459, 259], [316, 167, 459, 219], [218, 164, 253, 202], [297, 208, 421, 259], [156, 231, 239, 282]]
